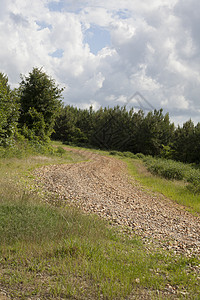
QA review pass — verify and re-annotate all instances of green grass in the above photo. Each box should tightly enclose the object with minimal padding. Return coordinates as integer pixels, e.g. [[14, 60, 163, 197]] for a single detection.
[[0, 145, 199, 299], [1, 197, 199, 299], [108, 149, 200, 214], [125, 158, 200, 215], [143, 156, 200, 193]]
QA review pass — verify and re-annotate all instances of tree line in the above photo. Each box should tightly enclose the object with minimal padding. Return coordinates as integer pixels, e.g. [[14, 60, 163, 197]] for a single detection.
[[52, 105, 200, 163], [0, 68, 199, 163]]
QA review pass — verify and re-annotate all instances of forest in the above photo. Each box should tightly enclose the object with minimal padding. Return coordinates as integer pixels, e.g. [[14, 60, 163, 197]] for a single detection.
[[0, 67, 200, 164]]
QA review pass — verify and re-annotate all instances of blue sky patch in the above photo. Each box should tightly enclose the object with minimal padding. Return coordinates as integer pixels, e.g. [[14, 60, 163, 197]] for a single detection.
[[116, 9, 130, 19], [36, 21, 52, 31], [49, 49, 64, 58], [48, 1, 64, 12], [84, 26, 111, 55]]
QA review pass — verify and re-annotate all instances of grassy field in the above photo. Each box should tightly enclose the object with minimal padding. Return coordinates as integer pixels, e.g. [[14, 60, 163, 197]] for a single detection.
[[0, 145, 200, 299]]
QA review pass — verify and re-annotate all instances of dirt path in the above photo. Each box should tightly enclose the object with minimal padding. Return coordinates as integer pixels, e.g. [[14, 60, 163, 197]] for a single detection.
[[34, 148, 200, 257]]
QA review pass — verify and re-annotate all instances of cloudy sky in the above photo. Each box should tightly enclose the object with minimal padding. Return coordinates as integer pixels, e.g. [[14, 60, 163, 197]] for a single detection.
[[0, 0, 200, 125]]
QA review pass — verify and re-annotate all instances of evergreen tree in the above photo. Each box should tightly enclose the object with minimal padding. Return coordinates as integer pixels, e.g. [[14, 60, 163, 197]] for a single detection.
[[173, 120, 195, 162], [52, 105, 87, 144]]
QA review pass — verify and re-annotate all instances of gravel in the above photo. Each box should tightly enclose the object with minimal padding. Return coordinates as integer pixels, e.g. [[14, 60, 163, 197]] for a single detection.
[[34, 148, 200, 258]]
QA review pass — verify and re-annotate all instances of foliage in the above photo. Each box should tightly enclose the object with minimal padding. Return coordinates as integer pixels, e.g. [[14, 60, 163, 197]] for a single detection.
[[0, 69, 199, 164], [125, 157, 200, 214], [52, 105, 89, 146], [55, 146, 66, 157], [53, 106, 175, 155], [173, 120, 200, 163], [160, 144, 175, 159], [18, 67, 63, 142], [53, 105, 200, 164], [134, 110, 175, 156], [0, 73, 19, 146], [186, 168, 200, 194], [143, 156, 200, 194], [109, 150, 140, 159], [109, 150, 125, 157], [135, 153, 145, 159]]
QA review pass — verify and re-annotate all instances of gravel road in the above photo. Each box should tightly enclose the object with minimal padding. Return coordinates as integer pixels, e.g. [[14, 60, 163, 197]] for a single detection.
[[34, 148, 200, 257]]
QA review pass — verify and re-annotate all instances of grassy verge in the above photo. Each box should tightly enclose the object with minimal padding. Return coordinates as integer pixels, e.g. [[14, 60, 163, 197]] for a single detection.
[[0, 146, 199, 299], [1, 196, 200, 299], [108, 150, 200, 215], [124, 158, 200, 215], [143, 156, 200, 194]]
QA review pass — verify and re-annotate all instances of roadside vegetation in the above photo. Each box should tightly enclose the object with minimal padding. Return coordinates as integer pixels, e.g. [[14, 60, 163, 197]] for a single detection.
[[143, 156, 200, 195], [0, 147, 200, 299], [110, 150, 200, 214]]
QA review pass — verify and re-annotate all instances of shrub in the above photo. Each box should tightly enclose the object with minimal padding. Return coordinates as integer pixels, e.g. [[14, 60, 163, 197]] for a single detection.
[[186, 169, 200, 194], [109, 151, 123, 156], [123, 152, 138, 159], [144, 156, 200, 194], [187, 182, 200, 194], [136, 153, 145, 159], [145, 158, 185, 180]]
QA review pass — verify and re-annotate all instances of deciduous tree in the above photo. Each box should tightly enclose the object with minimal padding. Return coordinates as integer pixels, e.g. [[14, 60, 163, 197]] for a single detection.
[[19, 67, 63, 142]]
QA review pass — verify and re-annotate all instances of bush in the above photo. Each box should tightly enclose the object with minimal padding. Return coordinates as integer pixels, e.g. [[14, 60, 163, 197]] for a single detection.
[[144, 156, 200, 194], [186, 169, 200, 184], [136, 153, 145, 159], [109, 151, 124, 156], [187, 181, 200, 194], [144, 157, 186, 180], [123, 152, 138, 159], [186, 169, 200, 194]]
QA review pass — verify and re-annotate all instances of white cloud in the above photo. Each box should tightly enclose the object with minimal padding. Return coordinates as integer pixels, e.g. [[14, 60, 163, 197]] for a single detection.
[[0, 0, 199, 124], [80, 7, 113, 27]]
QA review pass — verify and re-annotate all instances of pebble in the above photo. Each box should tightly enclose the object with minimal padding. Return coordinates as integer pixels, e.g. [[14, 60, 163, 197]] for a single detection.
[[33, 149, 200, 261]]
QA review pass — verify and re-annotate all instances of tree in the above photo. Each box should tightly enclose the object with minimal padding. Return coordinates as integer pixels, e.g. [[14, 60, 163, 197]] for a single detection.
[[52, 105, 88, 144], [193, 123, 200, 163], [172, 119, 200, 163], [0, 73, 19, 146], [173, 120, 195, 162], [134, 109, 174, 156], [19, 67, 63, 142]]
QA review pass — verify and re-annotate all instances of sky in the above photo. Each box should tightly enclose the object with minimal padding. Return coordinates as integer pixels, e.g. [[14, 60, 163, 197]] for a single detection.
[[0, 0, 200, 125]]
